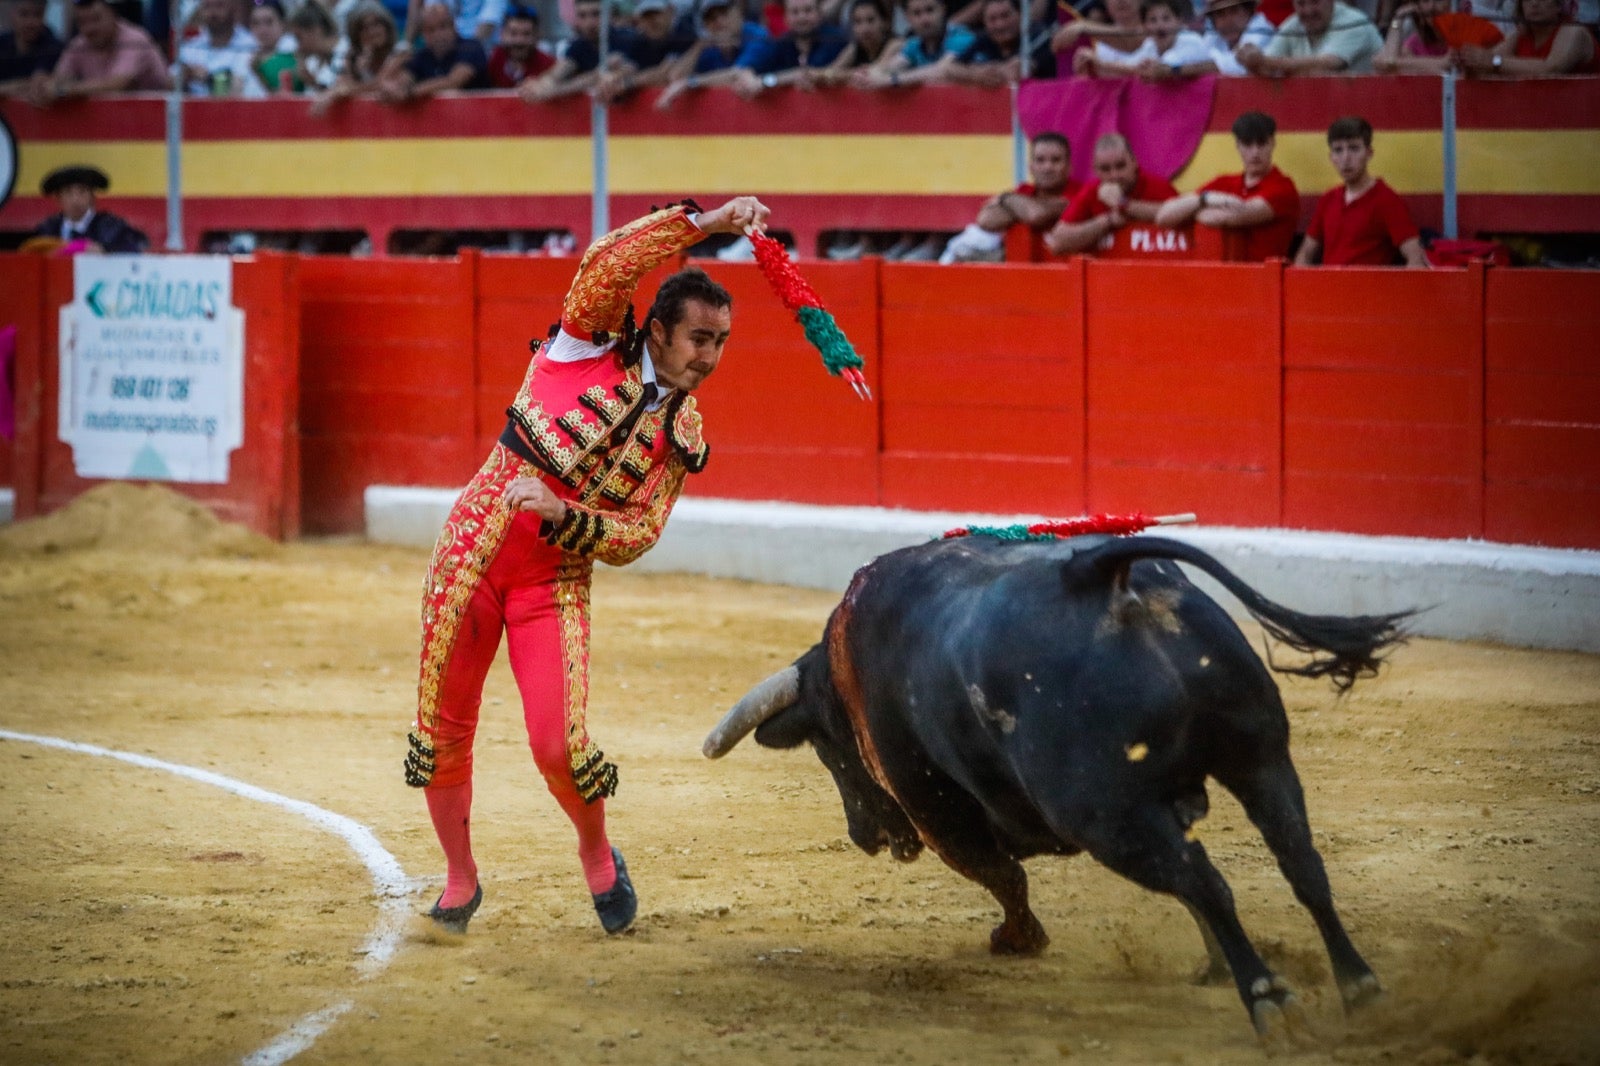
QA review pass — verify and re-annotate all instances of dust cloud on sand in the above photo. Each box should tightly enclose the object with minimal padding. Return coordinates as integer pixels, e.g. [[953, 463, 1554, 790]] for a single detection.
[[1, 485, 1596, 1065]]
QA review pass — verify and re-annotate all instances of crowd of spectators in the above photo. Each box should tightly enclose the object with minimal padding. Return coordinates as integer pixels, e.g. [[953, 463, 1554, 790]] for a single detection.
[[2, 0, 1593, 108], [930, 111, 1431, 265]]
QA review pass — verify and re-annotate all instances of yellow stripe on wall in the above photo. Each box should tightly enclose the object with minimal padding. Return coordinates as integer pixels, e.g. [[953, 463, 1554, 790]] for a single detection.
[[17, 130, 1600, 200], [17, 141, 169, 197], [610, 135, 1015, 194], [1174, 130, 1600, 196]]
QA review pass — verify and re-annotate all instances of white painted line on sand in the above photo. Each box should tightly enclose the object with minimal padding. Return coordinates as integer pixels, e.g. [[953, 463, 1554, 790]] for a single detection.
[[0, 728, 413, 1066]]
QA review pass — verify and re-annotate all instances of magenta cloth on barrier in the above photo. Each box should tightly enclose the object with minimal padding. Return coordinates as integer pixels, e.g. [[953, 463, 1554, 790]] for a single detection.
[[1018, 77, 1218, 185], [0, 324, 16, 442]]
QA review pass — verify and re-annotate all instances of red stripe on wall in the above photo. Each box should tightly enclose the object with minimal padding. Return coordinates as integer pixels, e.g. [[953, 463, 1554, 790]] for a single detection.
[[1, 95, 167, 140], [1208, 77, 1442, 133], [181, 94, 593, 139], [1457, 78, 1600, 130]]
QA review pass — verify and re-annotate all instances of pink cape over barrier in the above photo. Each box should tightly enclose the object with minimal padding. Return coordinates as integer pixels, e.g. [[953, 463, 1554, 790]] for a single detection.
[[1018, 76, 1218, 185]]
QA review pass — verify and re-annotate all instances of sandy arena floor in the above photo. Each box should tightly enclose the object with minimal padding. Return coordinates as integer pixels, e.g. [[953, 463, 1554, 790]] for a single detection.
[[1, 485, 1597, 1066]]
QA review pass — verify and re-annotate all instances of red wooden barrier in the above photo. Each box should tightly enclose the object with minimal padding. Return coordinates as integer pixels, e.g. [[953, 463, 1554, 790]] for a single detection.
[[0, 255, 46, 493], [298, 254, 479, 534], [1282, 263, 1485, 539], [4, 252, 301, 538], [7, 253, 1600, 553], [1484, 269, 1600, 550], [690, 259, 883, 506], [1085, 260, 1283, 526], [878, 259, 1085, 514], [473, 253, 603, 460]]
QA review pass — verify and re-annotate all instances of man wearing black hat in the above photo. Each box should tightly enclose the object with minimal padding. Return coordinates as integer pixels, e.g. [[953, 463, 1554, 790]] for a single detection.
[[34, 165, 149, 254]]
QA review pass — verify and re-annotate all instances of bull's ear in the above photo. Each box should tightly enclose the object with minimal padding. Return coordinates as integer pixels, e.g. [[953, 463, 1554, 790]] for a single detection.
[[752, 701, 816, 750]]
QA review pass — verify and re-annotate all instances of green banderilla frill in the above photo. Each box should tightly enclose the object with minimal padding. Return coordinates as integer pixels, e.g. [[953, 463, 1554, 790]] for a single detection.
[[796, 305, 864, 376]]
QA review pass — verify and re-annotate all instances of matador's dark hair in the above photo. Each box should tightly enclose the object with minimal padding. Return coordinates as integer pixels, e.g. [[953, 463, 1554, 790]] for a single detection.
[[605, 267, 734, 369]]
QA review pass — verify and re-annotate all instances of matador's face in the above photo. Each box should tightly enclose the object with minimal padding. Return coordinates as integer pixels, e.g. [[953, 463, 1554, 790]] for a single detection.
[[650, 299, 733, 394]]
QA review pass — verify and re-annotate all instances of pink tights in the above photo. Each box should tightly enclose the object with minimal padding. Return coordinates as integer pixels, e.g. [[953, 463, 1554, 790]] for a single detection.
[[424, 517, 618, 908]]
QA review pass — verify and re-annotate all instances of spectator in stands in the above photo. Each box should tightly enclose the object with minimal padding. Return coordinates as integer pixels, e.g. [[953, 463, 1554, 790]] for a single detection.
[[179, 0, 261, 94], [1456, 0, 1596, 75], [1236, 0, 1383, 73], [814, 0, 900, 85], [0, 0, 63, 98], [1054, 0, 1146, 74], [32, 164, 149, 254], [1075, 0, 1212, 77], [453, 0, 506, 45], [289, 1, 344, 92], [653, 0, 769, 107], [249, 0, 301, 93], [940, 130, 1079, 263], [594, 0, 697, 101], [487, 5, 554, 87], [1044, 132, 1177, 255], [28, 0, 170, 102], [851, 0, 973, 87], [310, 1, 403, 112], [728, 0, 848, 97], [1155, 110, 1299, 260], [949, 0, 1057, 85], [1294, 116, 1427, 268], [384, 1, 491, 100], [1199, 0, 1275, 74], [1375, 0, 1491, 72], [521, 0, 622, 101]]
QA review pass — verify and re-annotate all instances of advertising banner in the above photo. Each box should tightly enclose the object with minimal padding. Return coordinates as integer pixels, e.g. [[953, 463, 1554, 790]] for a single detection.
[[59, 255, 244, 483]]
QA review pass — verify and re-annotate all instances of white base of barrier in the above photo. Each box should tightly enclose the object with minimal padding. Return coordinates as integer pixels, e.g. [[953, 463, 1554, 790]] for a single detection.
[[0, 488, 12, 525], [366, 487, 1600, 654]]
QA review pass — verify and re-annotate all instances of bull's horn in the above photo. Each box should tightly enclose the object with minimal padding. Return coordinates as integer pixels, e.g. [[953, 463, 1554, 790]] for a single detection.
[[702, 665, 800, 759]]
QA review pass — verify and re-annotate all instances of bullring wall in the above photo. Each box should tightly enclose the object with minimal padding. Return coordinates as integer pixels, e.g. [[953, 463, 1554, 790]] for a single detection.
[[2, 254, 1598, 553]]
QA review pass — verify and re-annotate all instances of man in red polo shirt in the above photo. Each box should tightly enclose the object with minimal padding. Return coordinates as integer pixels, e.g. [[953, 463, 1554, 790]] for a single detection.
[[1154, 110, 1300, 262], [1295, 116, 1427, 268], [1044, 133, 1183, 260], [939, 131, 1082, 264]]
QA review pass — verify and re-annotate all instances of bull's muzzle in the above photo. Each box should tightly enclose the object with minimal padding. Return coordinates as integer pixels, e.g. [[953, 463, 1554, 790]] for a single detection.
[[702, 665, 800, 758]]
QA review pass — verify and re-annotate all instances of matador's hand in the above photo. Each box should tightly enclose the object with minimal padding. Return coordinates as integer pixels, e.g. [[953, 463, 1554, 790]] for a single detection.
[[504, 477, 568, 524], [697, 196, 771, 237]]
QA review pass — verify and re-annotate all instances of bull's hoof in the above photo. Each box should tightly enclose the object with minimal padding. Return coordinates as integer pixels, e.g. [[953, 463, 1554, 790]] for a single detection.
[[1249, 975, 1315, 1052], [988, 916, 1049, 956], [1339, 972, 1384, 1012]]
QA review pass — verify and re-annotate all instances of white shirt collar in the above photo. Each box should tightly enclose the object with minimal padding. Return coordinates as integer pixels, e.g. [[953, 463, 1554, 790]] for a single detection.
[[639, 343, 675, 411], [62, 208, 96, 239]]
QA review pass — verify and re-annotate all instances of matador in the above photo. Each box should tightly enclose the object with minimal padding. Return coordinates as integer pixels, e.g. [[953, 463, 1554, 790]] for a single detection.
[[405, 195, 771, 936]]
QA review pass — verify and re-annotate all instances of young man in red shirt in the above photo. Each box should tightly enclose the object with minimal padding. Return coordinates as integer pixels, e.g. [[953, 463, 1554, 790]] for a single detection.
[[939, 131, 1081, 264], [1044, 133, 1182, 259], [1295, 116, 1428, 268], [1154, 110, 1300, 262], [487, 6, 555, 89]]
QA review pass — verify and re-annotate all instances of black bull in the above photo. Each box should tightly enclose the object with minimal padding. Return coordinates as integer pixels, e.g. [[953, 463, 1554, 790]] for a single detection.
[[703, 534, 1412, 1038]]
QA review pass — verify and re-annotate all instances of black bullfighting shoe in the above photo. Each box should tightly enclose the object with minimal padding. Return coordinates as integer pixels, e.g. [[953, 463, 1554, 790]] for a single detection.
[[592, 848, 637, 935], [426, 882, 483, 934]]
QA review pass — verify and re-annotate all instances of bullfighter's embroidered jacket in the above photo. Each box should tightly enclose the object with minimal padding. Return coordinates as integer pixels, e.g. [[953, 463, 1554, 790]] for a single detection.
[[497, 205, 710, 566]]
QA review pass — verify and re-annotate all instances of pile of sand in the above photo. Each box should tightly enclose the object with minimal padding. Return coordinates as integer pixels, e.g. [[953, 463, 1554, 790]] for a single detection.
[[0, 483, 278, 559]]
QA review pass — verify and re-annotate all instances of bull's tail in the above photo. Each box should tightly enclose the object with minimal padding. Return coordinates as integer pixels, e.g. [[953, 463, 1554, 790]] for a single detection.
[[1068, 535, 1414, 692]]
